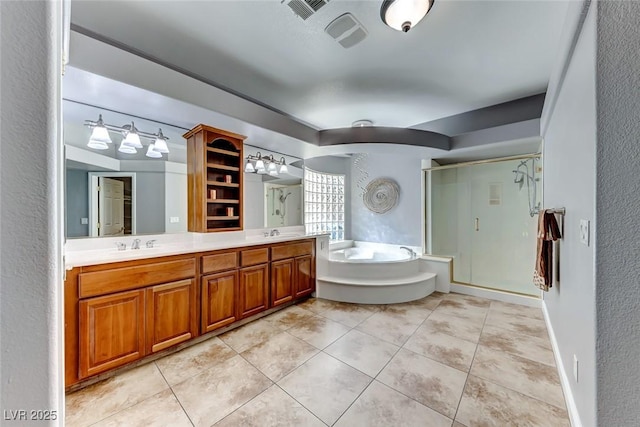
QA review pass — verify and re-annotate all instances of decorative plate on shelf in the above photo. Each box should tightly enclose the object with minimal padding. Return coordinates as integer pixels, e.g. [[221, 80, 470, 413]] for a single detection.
[[363, 178, 400, 214]]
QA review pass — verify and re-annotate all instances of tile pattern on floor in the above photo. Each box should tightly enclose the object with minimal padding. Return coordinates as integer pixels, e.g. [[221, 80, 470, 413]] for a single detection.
[[66, 294, 569, 426]]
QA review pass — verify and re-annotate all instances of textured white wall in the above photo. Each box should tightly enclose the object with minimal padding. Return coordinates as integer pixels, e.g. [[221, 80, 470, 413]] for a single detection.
[[243, 173, 265, 229], [164, 171, 187, 234], [594, 1, 640, 425], [0, 0, 63, 423], [542, 3, 597, 426], [350, 153, 423, 246]]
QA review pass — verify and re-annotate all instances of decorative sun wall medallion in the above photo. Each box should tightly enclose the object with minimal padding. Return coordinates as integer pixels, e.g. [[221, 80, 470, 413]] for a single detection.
[[363, 178, 400, 214]]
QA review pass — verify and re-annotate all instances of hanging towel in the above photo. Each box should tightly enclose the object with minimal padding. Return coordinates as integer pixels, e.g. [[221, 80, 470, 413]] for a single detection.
[[534, 210, 562, 291]]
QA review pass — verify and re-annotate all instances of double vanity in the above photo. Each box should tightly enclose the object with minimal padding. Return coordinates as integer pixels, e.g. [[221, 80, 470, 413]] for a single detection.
[[64, 229, 327, 390]]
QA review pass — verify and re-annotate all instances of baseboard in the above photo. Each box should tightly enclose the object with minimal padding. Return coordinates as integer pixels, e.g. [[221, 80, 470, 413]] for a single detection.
[[450, 283, 541, 308], [542, 301, 583, 427]]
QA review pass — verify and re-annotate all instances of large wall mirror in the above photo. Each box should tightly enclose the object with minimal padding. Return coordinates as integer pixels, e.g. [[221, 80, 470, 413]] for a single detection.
[[64, 99, 303, 239]]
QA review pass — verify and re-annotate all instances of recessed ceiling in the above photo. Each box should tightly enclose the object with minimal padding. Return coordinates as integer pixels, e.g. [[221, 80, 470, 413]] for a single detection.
[[70, 0, 570, 130]]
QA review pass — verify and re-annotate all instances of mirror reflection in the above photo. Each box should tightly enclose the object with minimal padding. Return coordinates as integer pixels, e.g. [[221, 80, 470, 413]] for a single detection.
[[64, 99, 303, 238]]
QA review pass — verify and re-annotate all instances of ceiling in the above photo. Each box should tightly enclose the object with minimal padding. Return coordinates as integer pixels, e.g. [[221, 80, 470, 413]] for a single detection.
[[70, 0, 570, 130]]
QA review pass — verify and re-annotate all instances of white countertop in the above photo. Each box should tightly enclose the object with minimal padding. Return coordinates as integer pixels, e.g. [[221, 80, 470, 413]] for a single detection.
[[65, 226, 329, 269]]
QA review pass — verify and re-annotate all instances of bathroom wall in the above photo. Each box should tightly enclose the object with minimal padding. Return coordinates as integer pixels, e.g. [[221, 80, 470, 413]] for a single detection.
[[541, 2, 597, 425], [0, 0, 63, 417], [164, 170, 187, 233], [350, 153, 423, 246], [593, 2, 640, 425], [244, 173, 265, 229], [67, 169, 90, 237], [134, 172, 166, 234]]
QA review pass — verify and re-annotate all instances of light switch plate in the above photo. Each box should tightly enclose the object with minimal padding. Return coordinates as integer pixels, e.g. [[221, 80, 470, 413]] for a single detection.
[[579, 220, 590, 246], [170, 217, 180, 223], [81, 217, 88, 225]]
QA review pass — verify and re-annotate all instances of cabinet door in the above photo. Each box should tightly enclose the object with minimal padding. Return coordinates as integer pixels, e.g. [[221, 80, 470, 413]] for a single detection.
[[202, 270, 238, 333], [294, 255, 314, 298], [146, 279, 197, 354], [271, 259, 294, 307], [79, 289, 145, 378], [239, 264, 269, 318]]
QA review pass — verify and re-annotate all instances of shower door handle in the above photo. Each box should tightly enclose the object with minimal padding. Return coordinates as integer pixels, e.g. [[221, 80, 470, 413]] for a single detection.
[[474, 218, 479, 231]]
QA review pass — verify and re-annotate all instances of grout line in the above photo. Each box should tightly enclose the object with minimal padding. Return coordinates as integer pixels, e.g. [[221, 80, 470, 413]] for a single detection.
[[452, 307, 489, 423], [274, 383, 329, 427], [155, 362, 196, 427]]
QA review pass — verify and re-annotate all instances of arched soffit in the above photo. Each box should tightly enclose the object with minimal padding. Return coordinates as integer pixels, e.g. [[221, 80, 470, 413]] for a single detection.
[[318, 127, 450, 150]]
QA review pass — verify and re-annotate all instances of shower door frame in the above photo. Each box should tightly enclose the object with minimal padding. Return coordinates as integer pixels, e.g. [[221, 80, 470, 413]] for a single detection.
[[423, 153, 542, 297]]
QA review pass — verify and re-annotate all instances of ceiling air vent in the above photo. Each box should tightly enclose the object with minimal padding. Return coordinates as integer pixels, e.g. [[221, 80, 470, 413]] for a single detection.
[[325, 13, 368, 49], [284, 0, 330, 20]]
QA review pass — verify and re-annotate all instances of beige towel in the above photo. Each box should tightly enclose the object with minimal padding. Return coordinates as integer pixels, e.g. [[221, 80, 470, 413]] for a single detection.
[[534, 210, 562, 291]]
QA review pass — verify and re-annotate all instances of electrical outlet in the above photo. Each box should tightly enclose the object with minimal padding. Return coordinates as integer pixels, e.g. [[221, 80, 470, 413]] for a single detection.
[[579, 219, 590, 246], [81, 217, 88, 225], [573, 354, 579, 382], [170, 217, 180, 223]]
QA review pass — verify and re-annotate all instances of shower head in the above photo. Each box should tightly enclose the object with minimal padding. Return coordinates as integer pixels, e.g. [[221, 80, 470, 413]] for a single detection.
[[279, 192, 292, 203]]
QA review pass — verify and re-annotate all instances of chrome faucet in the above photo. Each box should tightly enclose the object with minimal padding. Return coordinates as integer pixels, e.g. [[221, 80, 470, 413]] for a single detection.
[[145, 239, 157, 248], [270, 229, 280, 237], [132, 238, 141, 250], [115, 242, 127, 251], [399, 246, 416, 257]]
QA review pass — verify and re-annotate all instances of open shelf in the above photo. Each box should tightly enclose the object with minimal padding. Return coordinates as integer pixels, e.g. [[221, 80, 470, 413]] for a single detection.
[[206, 147, 240, 157], [207, 199, 239, 204], [206, 163, 240, 172], [207, 181, 239, 188], [185, 124, 246, 233]]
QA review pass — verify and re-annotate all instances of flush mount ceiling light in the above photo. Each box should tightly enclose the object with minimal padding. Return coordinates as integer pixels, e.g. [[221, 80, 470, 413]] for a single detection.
[[380, 0, 435, 33], [352, 119, 373, 127], [245, 152, 289, 177], [85, 115, 170, 158]]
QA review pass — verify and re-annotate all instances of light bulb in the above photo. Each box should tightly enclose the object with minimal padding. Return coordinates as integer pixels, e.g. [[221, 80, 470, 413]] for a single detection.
[[146, 144, 162, 158], [122, 122, 142, 148], [118, 141, 137, 154], [152, 129, 169, 153]]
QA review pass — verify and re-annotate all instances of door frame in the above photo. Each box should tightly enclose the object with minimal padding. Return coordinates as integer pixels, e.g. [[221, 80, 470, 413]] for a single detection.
[[88, 172, 137, 237]]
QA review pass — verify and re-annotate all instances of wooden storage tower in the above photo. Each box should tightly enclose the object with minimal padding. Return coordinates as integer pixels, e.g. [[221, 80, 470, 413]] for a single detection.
[[184, 124, 246, 232]]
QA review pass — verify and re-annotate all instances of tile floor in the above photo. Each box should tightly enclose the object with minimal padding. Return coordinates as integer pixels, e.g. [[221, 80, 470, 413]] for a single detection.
[[66, 292, 570, 426]]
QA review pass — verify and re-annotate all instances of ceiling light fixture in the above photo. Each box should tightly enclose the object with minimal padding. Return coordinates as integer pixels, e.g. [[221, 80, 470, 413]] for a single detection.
[[85, 115, 170, 158], [245, 152, 289, 177], [380, 0, 435, 33]]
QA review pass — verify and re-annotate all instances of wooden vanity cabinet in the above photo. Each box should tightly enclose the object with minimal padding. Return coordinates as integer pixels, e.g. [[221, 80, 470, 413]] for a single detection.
[[271, 259, 294, 307], [294, 255, 314, 298], [201, 271, 238, 333], [79, 289, 146, 378], [146, 279, 197, 354], [238, 264, 269, 318], [270, 240, 315, 306], [66, 240, 317, 389], [72, 255, 197, 381]]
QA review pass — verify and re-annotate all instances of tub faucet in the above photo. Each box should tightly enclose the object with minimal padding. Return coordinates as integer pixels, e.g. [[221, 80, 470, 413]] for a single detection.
[[132, 238, 141, 250], [270, 229, 280, 237], [399, 246, 416, 257]]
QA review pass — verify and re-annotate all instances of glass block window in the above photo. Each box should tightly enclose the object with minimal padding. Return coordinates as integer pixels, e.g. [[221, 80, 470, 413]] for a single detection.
[[304, 167, 345, 240]]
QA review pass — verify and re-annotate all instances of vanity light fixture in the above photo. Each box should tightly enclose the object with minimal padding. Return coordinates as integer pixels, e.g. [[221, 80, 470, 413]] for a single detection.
[[85, 115, 170, 158], [245, 152, 289, 177], [380, 0, 435, 33], [87, 114, 112, 149]]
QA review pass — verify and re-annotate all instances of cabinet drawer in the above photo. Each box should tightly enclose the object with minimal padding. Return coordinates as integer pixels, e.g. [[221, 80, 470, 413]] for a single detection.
[[271, 241, 313, 261], [202, 251, 238, 274], [79, 259, 196, 299], [240, 248, 269, 267]]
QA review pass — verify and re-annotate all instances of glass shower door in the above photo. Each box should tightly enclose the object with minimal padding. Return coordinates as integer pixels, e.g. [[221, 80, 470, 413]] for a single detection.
[[428, 157, 540, 297]]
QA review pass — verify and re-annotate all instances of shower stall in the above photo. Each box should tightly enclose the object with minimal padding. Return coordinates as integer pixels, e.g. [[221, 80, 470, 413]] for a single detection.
[[426, 155, 542, 297]]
